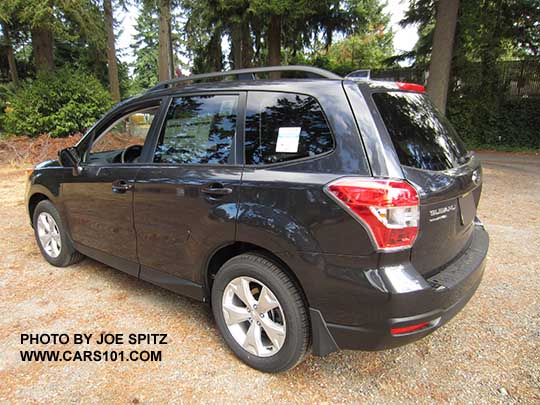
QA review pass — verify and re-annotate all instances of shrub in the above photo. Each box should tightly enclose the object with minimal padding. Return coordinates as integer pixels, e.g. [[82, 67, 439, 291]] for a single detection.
[[3, 68, 113, 137], [448, 95, 540, 150]]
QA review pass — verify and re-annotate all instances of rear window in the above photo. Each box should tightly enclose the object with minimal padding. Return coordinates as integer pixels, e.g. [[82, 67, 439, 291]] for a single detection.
[[373, 92, 468, 171], [245, 92, 334, 165]]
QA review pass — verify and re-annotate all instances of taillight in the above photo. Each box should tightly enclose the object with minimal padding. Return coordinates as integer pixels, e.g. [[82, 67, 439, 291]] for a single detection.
[[325, 178, 420, 251]]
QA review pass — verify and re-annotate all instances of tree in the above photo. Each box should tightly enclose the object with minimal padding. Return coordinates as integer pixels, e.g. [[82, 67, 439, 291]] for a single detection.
[[427, 0, 459, 112], [267, 14, 281, 68], [158, 0, 173, 81], [1, 21, 19, 85], [248, 0, 310, 71], [316, 26, 394, 75], [401, 0, 540, 67], [131, 3, 160, 91], [179, 0, 392, 75], [104, 0, 120, 102], [220, 0, 252, 69], [398, 0, 540, 147], [31, 26, 54, 72], [0, 0, 108, 74]]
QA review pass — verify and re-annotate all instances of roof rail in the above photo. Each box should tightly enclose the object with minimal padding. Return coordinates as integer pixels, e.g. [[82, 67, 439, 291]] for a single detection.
[[149, 65, 343, 91]]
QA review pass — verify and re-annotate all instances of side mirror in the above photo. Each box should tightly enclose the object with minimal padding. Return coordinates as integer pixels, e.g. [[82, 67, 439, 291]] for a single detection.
[[58, 147, 83, 175]]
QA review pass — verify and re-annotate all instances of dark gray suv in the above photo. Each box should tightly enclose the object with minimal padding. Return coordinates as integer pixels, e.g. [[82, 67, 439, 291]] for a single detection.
[[25, 66, 489, 372]]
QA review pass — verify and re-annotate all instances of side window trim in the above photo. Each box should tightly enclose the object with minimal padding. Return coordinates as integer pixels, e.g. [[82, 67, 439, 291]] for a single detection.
[[82, 98, 163, 165], [148, 91, 246, 166], [235, 92, 247, 166], [140, 96, 172, 163]]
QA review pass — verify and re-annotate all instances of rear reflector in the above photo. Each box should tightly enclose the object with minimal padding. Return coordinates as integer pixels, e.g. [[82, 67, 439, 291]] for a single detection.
[[396, 82, 425, 93], [391, 322, 430, 335], [325, 178, 420, 251]]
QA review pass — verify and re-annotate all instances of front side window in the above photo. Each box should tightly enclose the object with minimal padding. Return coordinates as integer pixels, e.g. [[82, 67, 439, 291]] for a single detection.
[[153, 95, 238, 165], [245, 92, 334, 165], [87, 107, 158, 164]]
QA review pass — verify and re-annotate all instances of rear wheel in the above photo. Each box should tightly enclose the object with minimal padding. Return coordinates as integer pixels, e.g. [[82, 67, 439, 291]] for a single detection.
[[212, 253, 310, 372], [33, 200, 83, 267]]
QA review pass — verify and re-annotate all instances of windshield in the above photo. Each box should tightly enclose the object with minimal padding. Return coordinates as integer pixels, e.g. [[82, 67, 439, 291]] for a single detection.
[[373, 92, 468, 171]]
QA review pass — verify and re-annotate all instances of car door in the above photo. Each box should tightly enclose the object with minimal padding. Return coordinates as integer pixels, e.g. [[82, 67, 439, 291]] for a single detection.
[[133, 93, 244, 297], [62, 99, 163, 276]]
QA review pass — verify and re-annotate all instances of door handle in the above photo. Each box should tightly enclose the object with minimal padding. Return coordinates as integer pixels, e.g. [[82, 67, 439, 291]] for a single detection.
[[201, 185, 233, 196], [112, 179, 133, 193]]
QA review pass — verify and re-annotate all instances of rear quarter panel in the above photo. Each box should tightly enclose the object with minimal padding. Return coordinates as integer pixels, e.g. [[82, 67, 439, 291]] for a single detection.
[[236, 84, 379, 309]]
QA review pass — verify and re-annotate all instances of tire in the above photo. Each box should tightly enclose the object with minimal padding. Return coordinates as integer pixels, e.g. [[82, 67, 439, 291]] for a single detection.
[[33, 200, 84, 267], [212, 252, 310, 373]]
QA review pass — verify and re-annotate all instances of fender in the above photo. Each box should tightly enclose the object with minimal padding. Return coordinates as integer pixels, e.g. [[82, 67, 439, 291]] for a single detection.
[[26, 165, 71, 230], [236, 202, 321, 254]]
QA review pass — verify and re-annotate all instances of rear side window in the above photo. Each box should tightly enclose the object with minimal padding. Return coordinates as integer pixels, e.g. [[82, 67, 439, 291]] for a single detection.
[[153, 95, 238, 165], [245, 92, 334, 165], [373, 92, 468, 171]]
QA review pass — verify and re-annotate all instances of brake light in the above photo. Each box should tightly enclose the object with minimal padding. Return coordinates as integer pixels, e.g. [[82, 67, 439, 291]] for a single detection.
[[325, 178, 420, 251], [396, 82, 425, 93], [391, 322, 430, 335]]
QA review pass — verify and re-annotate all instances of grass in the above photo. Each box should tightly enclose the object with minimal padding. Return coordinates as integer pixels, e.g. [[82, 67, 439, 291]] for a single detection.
[[468, 143, 540, 154]]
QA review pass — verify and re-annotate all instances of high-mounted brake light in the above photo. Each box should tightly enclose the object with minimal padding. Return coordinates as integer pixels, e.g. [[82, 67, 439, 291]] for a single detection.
[[396, 82, 425, 93], [325, 178, 420, 251]]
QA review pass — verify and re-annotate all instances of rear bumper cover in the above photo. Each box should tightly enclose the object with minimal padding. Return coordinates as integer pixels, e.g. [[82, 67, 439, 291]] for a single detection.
[[310, 224, 489, 356]]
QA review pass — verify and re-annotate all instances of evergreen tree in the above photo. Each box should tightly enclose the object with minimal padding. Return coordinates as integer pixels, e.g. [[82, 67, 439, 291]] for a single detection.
[[104, 0, 121, 102], [180, 0, 393, 73], [0, 0, 106, 73], [131, 2, 160, 91]]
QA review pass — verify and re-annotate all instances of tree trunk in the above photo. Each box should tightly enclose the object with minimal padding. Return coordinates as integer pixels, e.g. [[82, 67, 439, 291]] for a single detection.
[[267, 14, 281, 78], [168, 18, 175, 77], [208, 30, 223, 72], [426, 0, 460, 113], [231, 23, 242, 69], [104, 0, 120, 102], [1, 23, 18, 86], [31, 27, 54, 73], [158, 0, 172, 81], [480, 0, 503, 99], [241, 18, 253, 68], [231, 18, 252, 69], [324, 29, 333, 53]]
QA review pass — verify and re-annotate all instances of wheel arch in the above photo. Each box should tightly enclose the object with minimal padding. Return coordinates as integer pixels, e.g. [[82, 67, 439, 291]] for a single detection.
[[205, 241, 310, 308], [28, 192, 50, 225]]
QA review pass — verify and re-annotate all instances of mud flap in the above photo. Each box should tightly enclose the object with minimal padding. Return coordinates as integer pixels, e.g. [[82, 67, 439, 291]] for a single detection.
[[309, 308, 339, 356]]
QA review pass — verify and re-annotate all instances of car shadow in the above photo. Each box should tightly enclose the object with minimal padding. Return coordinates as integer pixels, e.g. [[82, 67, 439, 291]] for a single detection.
[[75, 255, 406, 377]]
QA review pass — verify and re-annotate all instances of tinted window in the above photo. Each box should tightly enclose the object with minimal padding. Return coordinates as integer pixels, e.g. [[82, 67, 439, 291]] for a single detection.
[[87, 107, 158, 164], [154, 95, 238, 164], [245, 92, 334, 165], [373, 92, 468, 171]]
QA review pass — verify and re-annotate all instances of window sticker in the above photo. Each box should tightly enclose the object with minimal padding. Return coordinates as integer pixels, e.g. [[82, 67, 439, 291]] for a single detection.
[[275, 127, 301, 153]]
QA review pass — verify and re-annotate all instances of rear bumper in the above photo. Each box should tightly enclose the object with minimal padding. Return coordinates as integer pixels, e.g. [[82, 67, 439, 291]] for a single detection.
[[310, 224, 489, 355]]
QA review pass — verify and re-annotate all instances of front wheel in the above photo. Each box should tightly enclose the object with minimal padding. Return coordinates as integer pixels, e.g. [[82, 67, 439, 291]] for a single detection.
[[212, 253, 310, 373], [33, 200, 83, 267]]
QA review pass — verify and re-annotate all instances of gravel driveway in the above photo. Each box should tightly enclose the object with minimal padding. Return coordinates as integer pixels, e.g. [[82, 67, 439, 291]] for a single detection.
[[0, 152, 539, 403]]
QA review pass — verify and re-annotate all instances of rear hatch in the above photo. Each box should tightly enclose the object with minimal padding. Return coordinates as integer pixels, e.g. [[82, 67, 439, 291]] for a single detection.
[[372, 90, 482, 276]]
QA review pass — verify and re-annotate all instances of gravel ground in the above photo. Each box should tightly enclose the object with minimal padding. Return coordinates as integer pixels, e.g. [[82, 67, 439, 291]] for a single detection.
[[0, 152, 539, 403]]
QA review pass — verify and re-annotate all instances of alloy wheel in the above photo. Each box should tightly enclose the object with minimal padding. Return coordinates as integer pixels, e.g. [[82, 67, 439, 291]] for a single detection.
[[222, 276, 286, 357], [37, 212, 62, 258]]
